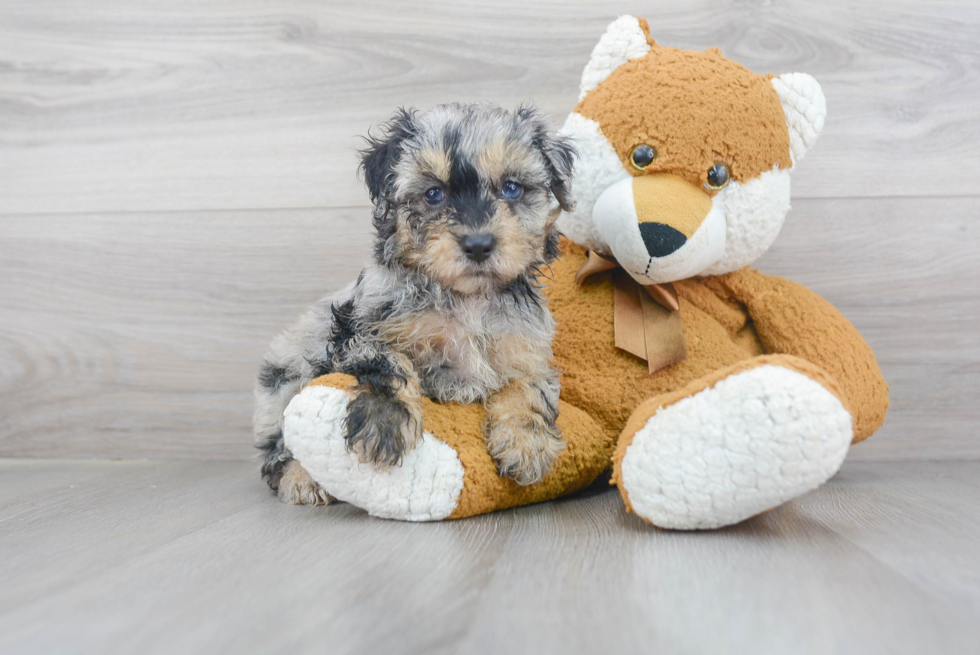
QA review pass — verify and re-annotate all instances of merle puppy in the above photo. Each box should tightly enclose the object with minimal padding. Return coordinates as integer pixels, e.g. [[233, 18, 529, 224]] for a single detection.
[[254, 102, 576, 504]]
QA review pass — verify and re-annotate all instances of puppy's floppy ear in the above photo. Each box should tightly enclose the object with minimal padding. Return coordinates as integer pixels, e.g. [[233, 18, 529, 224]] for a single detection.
[[542, 132, 577, 213], [516, 104, 578, 213], [359, 108, 418, 206]]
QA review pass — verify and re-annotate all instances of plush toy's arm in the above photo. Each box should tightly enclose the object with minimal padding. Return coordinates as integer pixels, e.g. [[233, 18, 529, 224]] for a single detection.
[[716, 268, 889, 442], [285, 374, 613, 521]]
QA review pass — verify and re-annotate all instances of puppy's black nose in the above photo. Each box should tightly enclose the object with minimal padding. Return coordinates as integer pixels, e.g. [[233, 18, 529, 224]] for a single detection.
[[638, 222, 687, 258], [459, 233, 496, 263]]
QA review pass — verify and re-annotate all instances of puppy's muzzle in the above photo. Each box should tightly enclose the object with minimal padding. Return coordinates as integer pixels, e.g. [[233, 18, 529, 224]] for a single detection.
[[459, 233, 496, 263]]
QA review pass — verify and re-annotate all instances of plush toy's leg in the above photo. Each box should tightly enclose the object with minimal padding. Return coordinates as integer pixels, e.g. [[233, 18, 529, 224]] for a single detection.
[[283, 374, 613, 521], [611, 355, 854, 530]]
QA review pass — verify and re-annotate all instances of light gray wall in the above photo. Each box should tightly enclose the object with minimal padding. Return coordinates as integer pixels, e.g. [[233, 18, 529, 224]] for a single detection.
[[1, 0, 977, 461]]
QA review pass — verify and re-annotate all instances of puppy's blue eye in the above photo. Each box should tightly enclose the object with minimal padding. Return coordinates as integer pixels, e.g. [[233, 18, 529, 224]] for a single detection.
[[501, 181, 523, 199], [423, 187, 445, 205]]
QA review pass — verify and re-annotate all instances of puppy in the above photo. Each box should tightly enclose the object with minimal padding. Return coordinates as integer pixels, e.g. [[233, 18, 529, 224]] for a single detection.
[[254, 102, 576, 504]]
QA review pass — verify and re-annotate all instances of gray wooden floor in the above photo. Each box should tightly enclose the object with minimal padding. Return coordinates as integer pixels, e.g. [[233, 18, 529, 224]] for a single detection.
[[2, 1, 980, 653], [1, 458, 979, 655]]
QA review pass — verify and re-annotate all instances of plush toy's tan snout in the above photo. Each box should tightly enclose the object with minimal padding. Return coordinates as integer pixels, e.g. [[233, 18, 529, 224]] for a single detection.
[[593, 173, 726, 284], [632, 174, 713, 257]]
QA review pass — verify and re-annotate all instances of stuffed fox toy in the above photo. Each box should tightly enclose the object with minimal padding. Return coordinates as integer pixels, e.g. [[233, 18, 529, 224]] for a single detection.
[[283, 16, 889, 529]]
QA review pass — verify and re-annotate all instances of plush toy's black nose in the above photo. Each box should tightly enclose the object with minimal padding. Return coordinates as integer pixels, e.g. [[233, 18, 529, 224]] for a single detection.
[[639, 222, 687, 258], [459, 233, 497, 263]]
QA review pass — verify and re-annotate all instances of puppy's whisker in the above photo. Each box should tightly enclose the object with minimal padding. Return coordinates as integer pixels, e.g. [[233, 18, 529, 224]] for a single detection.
[[534, 262, 556, 282]]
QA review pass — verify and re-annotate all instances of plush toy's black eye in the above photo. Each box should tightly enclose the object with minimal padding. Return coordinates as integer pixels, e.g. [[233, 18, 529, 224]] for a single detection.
[[630, 144, 657, 170], [423, 187, 445, 205], [706, 162, 730, 190], [501, 180, 523, 199]]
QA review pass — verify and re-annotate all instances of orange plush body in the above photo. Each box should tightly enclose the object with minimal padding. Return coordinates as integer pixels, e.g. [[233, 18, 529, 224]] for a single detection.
[[548, 244, 888, 519], [285, 16, 888, 528]]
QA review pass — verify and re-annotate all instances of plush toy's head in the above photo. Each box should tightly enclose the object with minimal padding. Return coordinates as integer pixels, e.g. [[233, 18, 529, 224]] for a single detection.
[[559, 16, 827, 284]]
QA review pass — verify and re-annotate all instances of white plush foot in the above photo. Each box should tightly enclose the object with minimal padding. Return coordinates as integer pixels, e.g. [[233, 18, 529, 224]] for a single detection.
[[620, 365, 853, 530], [282, 385, 465, 521]]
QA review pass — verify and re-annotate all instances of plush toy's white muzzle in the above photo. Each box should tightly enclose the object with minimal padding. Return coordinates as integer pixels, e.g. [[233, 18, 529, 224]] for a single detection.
[[593, 175, 727, 284]]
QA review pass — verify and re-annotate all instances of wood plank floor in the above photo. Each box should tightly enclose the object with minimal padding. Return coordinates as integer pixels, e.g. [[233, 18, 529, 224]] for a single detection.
[[2, 3, 979, 653], [1, 458, 978, 655]]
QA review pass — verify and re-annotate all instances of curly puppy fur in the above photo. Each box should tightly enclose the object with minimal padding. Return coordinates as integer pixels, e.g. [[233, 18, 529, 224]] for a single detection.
[[255, 103, 577, 502]]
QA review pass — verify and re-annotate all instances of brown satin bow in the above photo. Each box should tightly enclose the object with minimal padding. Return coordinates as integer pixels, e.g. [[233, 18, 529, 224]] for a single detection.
[[575, 250, 687, 374]]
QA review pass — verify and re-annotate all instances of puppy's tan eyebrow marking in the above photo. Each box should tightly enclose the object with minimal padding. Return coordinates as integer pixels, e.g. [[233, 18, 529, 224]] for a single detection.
[[476, 138, 510, 181], [415, 147, 451, 182], [478, 139, 549, 188]]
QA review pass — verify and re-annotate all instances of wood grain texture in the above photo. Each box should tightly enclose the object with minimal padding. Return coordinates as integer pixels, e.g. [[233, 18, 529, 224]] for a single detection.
[[0, 208, 374, 458], [0, 459, 978, 654], [1, 1, 978, 461], [1, 4, 976, 649], [1, 196, 978, 460], [1, 0, 979, 214], [757, 195, 980, 462]]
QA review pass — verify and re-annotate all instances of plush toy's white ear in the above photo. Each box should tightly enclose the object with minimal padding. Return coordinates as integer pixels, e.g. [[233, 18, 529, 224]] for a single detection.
[[578, 15, 653, 101], [771, 73, 827, 164]]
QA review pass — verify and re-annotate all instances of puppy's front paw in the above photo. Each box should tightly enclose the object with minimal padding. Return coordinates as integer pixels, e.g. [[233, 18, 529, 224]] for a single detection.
[[278, 460, 336, 505], [487, 418, 565, 486], [344, 392, 423, 468]]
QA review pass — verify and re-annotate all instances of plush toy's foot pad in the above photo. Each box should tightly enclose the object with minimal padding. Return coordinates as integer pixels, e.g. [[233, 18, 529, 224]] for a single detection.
[[617, 363, 853, 530], [283, 384, 465, 521]]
